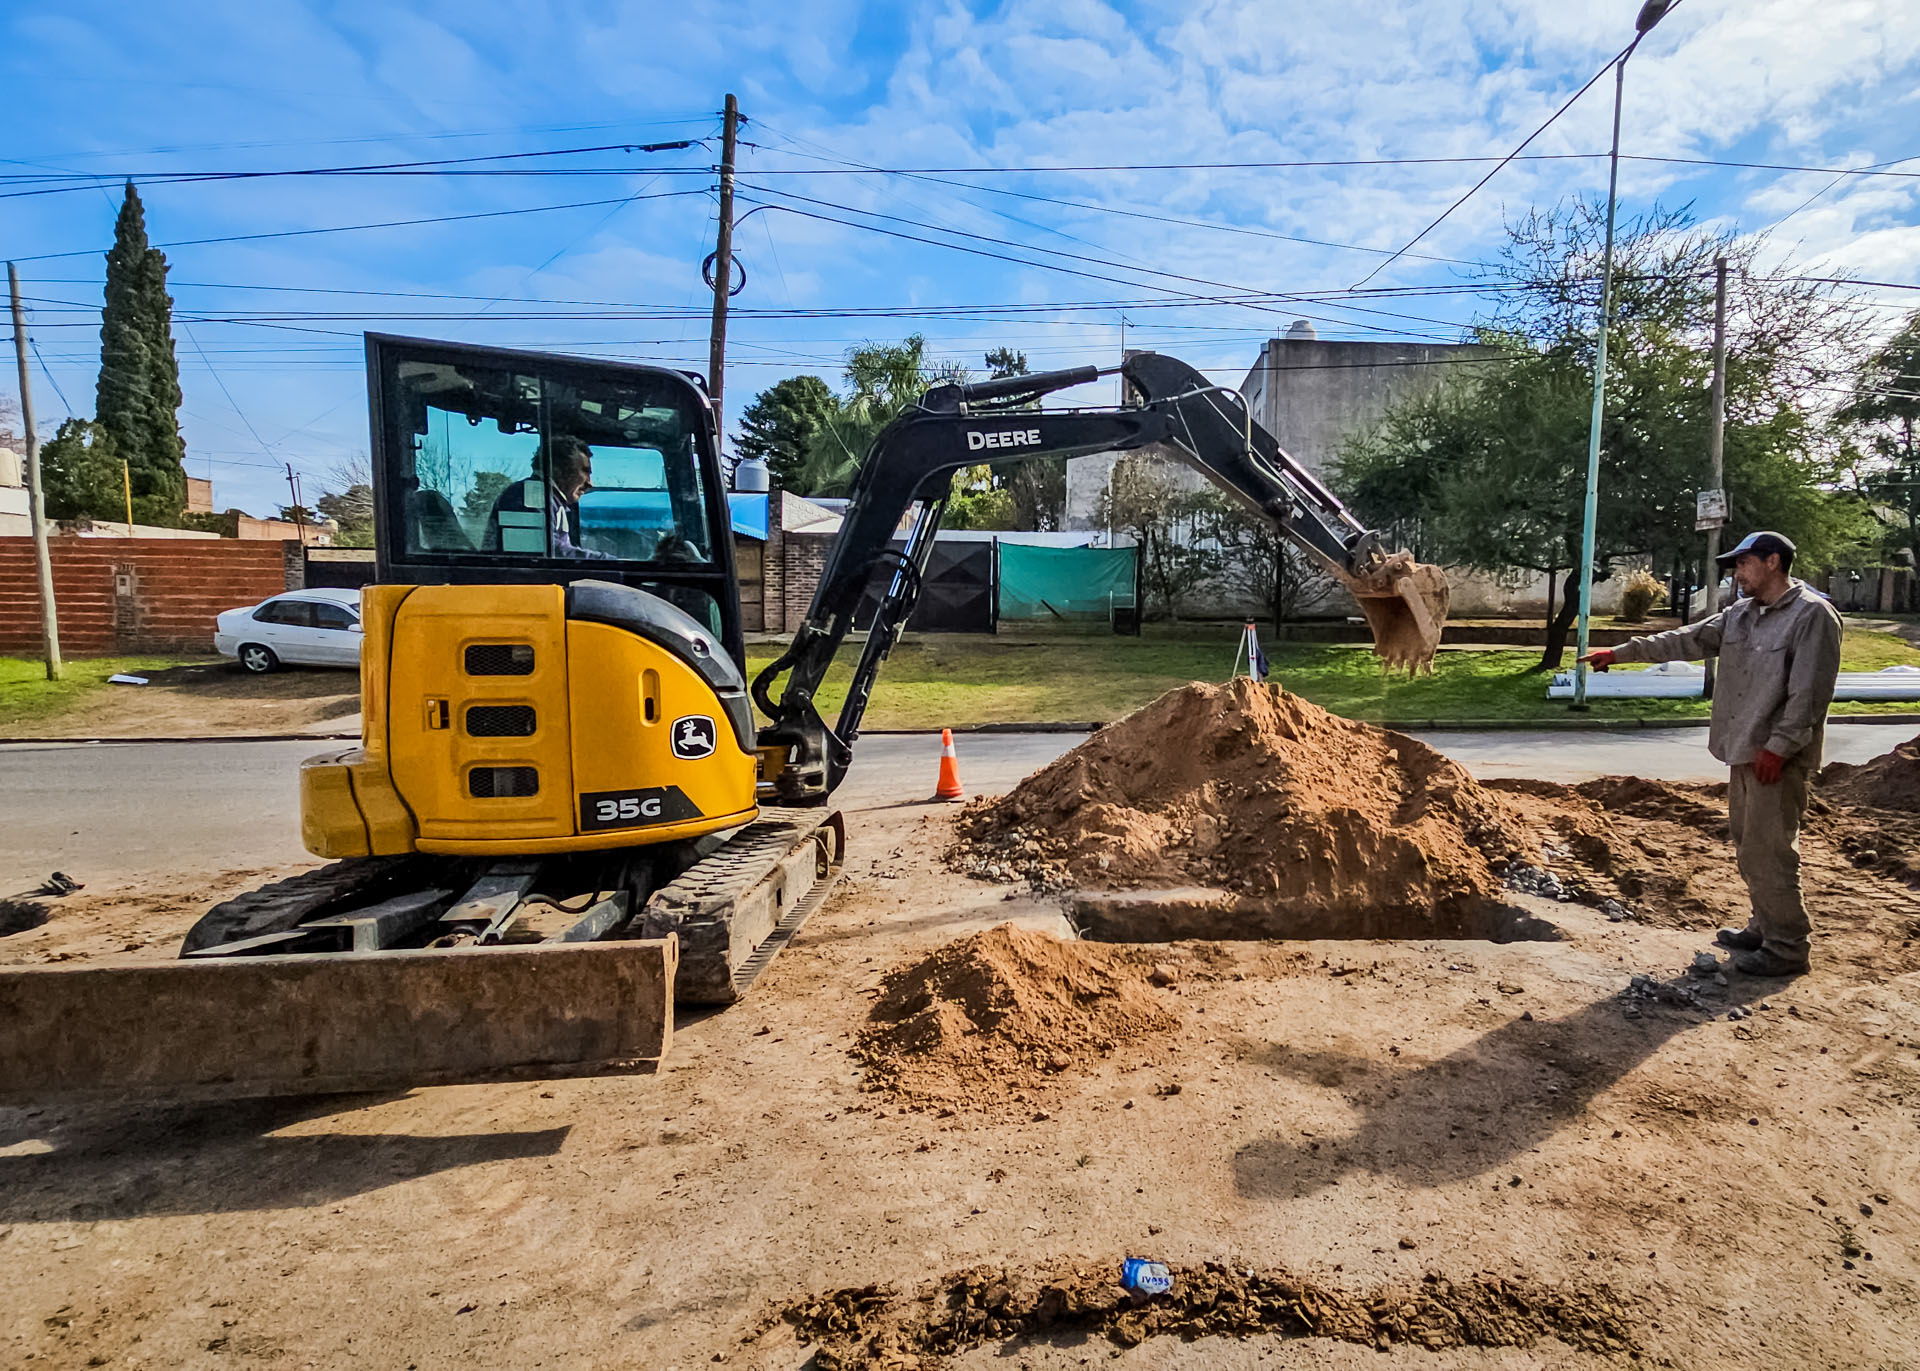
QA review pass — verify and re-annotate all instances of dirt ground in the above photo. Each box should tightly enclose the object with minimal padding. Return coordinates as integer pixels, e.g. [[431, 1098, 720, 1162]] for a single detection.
[[3, 764, 1918, 1368], [12, 660, 358, 739]]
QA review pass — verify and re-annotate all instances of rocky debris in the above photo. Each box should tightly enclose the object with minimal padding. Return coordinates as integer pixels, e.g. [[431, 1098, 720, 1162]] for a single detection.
[[1691, 951, 1721, 974], [769, 1259, 1639, 1368], [953, 824, 1072, 889], [952, 680, 1528, 932], [852, 924, 1176, 1109], [1505, 863, 1567, 901], [1620, 972, 1711, 1016], [1486, 777, 1748, 930]]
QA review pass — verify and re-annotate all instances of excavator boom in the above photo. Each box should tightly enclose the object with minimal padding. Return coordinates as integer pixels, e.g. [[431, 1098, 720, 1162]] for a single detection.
[[753, 352, 1448, 803]]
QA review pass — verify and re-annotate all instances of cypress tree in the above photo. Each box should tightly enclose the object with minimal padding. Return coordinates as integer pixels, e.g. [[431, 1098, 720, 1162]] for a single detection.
[[95, 182, 185, 521]]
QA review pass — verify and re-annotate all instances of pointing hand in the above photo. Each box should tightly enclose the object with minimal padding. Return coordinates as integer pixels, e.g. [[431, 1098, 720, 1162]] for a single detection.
[[1577, 649, 1616, 672]]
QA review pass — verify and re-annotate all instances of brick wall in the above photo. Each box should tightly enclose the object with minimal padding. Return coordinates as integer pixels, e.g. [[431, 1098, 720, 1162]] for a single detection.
[[782, 531, 833, 626], [0, 537, 299, 655], [762, 485, 786, 635]]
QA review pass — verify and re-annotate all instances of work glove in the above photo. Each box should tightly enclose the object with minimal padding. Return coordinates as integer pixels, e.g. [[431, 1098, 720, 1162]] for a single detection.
[[1754, 748, 1786, 786], [1577, 649, 1615, 672]]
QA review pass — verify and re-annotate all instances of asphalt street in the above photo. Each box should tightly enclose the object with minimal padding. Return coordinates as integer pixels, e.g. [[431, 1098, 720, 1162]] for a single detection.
[[0, 725, 1908, 893]]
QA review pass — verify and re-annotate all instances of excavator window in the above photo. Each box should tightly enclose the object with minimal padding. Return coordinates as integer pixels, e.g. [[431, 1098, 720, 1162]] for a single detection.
[[368, 334, 746, 671], [376, 346, 716, 569]]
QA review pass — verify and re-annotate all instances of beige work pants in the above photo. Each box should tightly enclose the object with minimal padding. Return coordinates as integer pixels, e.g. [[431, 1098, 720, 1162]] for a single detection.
[[1727, 758, 1814, 964]]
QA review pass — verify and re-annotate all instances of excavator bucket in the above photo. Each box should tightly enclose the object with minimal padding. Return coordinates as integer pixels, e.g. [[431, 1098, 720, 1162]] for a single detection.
[[1340, 554, 1450, 674]]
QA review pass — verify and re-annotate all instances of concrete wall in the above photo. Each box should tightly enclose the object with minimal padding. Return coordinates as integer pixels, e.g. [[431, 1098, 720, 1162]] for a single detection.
[[1242, 336, 1503, 479], [0, 484, 26, 538], [0, 537, 299, 654], [1064, 337, 1499, 532]]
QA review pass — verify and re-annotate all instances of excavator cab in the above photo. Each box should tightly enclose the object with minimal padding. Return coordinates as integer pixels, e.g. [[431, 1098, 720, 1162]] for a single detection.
[[300, 336, 761, 861]]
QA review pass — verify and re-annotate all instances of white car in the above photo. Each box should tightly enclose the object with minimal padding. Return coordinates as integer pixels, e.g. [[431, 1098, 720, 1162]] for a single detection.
[[215, 587, 364, 673]]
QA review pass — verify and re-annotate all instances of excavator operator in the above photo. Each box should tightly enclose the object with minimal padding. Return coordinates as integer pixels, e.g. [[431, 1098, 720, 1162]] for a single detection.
[[482, 434, 613, 559]]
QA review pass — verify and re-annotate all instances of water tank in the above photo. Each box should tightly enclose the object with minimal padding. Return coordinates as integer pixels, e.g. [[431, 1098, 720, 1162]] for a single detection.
[[732, 456, 771, 493], [1285, 319, 1317, 341]]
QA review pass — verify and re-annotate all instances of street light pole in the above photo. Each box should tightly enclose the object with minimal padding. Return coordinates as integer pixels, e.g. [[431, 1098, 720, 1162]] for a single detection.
[[1571, 0, 1672, 709]]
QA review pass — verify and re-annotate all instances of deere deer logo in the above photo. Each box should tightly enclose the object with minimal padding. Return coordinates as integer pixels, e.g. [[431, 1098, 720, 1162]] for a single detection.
[[671, 714, 717, 760]]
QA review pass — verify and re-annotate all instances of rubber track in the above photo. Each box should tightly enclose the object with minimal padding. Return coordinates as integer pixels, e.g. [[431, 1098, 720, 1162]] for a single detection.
[[641, 807, 844, 1003], [178, 856, 427, 956], [729, 862, 842, 996]]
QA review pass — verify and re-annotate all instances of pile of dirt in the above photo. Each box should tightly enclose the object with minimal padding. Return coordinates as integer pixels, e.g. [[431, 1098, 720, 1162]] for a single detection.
[[952, 679, 1527, 928], [1487, 777, 1739, 930], [1820, 733, 1920, 811], [771, 1259, 1638, 1368], [853, 923, 1176, 1108]]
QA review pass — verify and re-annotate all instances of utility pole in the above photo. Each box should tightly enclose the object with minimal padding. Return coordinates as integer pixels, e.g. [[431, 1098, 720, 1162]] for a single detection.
[[1701, 254, 1729, 699], [8, 261, 62, 680], [284, 461, 307, 542], [707, 93, 741, 460]]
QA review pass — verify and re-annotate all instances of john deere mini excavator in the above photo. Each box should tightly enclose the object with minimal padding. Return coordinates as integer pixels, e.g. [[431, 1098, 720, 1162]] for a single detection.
[[0, 336, 1446, 1103]]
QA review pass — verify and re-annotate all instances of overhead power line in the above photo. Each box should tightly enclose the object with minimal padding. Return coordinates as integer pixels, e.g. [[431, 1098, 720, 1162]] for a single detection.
[[1352, 44, 1632, 288], [1, 189, 709, 263], [0, 139, 707, 200]]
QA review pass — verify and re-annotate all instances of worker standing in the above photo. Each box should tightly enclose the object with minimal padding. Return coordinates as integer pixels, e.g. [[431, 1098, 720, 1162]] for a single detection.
[[1579, 531, 1842, 978]]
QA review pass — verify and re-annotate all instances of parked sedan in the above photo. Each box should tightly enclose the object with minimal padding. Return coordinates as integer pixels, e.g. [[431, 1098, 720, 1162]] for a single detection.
[[215, 588, 364, 672]]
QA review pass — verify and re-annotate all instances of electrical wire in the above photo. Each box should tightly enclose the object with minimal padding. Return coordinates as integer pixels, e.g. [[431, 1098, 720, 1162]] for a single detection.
[[1351, 42, 1633, 288], [0, 139, 708, 200], [1, 189, 710, 263]]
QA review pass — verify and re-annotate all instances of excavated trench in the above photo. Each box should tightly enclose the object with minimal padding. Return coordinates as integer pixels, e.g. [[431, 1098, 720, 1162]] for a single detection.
[[1064, 885, 1563, 945]]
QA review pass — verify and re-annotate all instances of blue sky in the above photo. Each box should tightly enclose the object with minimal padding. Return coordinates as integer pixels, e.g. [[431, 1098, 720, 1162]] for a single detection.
[[4, 0, 1918, 517]]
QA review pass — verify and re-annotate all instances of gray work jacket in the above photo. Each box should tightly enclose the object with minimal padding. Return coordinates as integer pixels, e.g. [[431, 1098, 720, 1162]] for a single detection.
[[1608, 579, 1843, 767]]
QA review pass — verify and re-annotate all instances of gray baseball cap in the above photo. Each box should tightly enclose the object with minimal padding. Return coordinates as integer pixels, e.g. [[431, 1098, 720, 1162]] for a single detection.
[[1716, 530, 1795, 566]]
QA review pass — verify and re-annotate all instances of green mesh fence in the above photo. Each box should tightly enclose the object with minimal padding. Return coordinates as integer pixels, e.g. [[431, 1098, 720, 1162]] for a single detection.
[[997, 543, 1137, 622]]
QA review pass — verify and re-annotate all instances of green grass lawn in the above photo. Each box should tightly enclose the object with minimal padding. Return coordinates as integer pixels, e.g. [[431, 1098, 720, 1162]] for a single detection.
[[8, 619, 1916, 737], [745, 622, 1920, 730], [0, 655, 204, 731]]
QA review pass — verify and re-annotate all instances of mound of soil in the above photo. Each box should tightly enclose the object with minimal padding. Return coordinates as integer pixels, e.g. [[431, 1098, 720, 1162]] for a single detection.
[[952, 679, 1526, 928], [853, 923, 1176, 1108], [773, 1259, 1638, 1368], [1820, 734, 1920, 811], [1486, 777, 1741, 929]]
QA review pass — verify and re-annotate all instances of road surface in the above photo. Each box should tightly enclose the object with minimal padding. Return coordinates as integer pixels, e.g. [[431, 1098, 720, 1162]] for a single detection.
[[0, 725, 1907, 892]]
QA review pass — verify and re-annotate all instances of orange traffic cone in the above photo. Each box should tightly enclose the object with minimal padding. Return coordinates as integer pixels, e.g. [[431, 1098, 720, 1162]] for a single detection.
[[934, 728, 966, 802]]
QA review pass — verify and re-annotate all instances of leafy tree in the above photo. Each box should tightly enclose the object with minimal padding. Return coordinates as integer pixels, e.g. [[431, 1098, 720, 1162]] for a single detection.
[[976, 347, 1069, 531], [1210, 503, 1336, 628], [1839, 310, 1920, 604], [736, 375, 837, 491], [317, 484, 375, 546], [39, 418, 124, 521], [1096, 456, 1225, 621], [944, 466, 1018, 529], [461, 469, 514, 523], [792, 335, 967, 496], [278, 504, 318, 525], [96, 182, 186, 520], [1340, 197, 1873, 668]]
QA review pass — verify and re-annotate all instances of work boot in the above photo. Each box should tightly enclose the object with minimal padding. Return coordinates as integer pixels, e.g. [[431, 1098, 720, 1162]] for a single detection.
[[1715, 926, 1764, 952], [1733, 947, 1809, 978]]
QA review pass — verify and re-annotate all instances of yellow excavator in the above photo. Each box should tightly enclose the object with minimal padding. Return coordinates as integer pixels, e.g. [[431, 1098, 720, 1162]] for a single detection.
[[0, 336, 1446, 1103]]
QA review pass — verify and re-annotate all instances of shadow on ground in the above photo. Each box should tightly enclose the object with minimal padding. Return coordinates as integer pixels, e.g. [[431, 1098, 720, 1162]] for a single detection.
[[0, 1092, 566, 1220], [1233, 975, 1767, 1200]]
